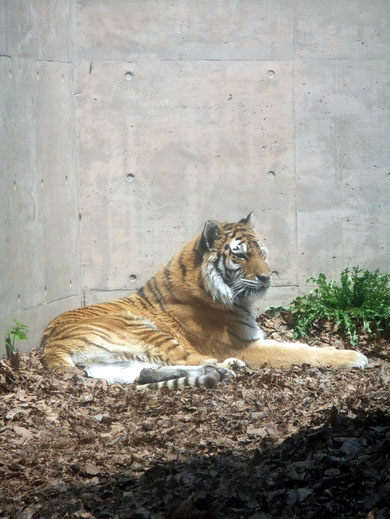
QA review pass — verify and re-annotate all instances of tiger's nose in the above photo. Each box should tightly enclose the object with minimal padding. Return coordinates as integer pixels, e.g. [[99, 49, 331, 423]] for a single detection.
[[256, 274, 271, 284]]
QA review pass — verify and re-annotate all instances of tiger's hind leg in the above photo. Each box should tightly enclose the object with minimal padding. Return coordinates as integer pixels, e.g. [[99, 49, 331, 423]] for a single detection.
[[41, 313, 219, 377], [85, 360, 159, 384]]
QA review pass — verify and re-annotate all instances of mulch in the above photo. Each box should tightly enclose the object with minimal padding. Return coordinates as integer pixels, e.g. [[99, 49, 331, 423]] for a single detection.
[[0, 313, 389, 519]]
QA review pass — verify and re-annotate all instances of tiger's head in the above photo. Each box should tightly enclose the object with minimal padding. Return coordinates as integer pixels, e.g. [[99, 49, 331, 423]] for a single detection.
[[200, 212, 272, 306]]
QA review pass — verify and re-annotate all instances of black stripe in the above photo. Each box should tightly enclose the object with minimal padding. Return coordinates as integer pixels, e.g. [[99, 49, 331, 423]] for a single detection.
[[193, 238, 204, 266], [131, 330, 157, 342], [136, 297, 151, 311], [222, 252, 229, 272], [162, 266, 180, 303], [225, 266, 240, 276], [151, 278, 166, 310], [146, 279, 159, 302], [144, 278, 165, 312], [220, 254, 236, 283], [87, 329, 117, 342], [70, 336, 98, 347], [177, 250, 188, 278], [152, 336, 172, 347], [137, 286, 153, 307], [136, 286, 148, 300], [163, 266, 174, 292], [179, 259, 187, 278]]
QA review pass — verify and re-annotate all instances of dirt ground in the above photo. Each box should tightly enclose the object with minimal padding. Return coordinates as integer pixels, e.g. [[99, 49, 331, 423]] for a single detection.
[[1, 313, 389, 519]]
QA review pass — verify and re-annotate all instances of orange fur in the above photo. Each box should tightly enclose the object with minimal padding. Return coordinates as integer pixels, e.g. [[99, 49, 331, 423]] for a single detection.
[[41, 213, 368, 378]]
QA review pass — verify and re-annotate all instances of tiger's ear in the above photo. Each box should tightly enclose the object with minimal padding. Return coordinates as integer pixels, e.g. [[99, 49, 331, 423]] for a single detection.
[[200, 220, 220, 251], [239, 211, 255, 228]]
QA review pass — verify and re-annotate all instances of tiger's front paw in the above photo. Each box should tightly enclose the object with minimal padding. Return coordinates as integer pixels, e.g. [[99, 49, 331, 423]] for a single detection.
[[322, 347, 368, 369], [219, 358, 247, 371], [338, 349, 368, 369]]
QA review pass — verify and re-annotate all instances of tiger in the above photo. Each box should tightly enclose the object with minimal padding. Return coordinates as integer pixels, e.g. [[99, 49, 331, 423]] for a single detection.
[[40, 212, 368, 389]]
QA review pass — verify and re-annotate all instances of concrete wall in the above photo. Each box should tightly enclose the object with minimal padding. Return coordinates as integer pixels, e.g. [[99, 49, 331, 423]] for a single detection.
[[0, 1, 81, 353], [1, 0, 389, 354]]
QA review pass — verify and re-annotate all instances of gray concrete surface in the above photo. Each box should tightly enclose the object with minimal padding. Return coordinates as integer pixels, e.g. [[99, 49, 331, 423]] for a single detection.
[[1, 0, 389, 354]]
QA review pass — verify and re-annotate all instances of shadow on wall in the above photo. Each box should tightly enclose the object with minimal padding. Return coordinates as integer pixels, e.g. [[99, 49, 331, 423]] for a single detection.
[[17, 411, 390, 518]]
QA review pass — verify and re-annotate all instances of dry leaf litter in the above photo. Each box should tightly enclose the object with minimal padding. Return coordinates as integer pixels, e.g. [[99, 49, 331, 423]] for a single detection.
[[0, 313, 389, 519]]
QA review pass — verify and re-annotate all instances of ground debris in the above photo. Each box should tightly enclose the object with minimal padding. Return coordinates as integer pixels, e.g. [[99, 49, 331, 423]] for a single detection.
[[0, 316, 389, 518]]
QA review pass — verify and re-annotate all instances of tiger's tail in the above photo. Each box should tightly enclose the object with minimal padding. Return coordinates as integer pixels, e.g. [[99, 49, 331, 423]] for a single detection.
[[135, 365, 232, 391]]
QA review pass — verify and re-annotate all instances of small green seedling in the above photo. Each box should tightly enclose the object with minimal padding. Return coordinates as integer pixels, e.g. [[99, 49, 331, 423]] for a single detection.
[[5, 320, 28, 369], [268, 267, 390, 346]]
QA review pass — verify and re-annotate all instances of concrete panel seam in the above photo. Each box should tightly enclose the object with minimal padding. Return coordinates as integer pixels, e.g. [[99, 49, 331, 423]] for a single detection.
[[292, 24, 299, 290], [294, 57, 390, 62], [272, 285, 299, 288], [0, 294, 79, 318], [37, 59, 73, 64], [87, 285, 299, 294], [36, 58, 299, 64], [88, 288, 136, 293], [159, 58, 294, 63]]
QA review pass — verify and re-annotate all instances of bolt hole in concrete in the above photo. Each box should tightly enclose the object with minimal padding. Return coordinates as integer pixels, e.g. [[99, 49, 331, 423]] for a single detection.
[[268, 171, 276, 179], [126, 173, 135, 182], [267, 70, 275, 78], [125, 72, 133, 80], [129, 274, 137, 282]]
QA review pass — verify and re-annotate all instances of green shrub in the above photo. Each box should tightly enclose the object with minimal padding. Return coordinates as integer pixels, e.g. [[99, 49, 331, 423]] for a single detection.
[[268, 267, 390, 346], [5, 320, 28, 355]]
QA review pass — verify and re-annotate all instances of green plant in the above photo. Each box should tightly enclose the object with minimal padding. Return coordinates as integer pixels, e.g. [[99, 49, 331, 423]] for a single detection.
[[268, 267, 390, 346], [5, 320, 28, 356]]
